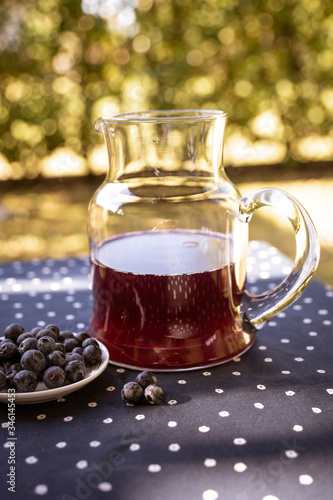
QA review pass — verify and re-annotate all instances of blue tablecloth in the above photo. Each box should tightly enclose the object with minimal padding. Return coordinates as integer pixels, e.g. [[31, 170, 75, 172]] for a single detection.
[[0, 242, 332, 500]]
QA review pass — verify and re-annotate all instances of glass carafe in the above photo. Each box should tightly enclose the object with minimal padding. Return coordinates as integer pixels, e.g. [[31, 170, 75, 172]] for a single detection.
[[88, 110, 319, 371]]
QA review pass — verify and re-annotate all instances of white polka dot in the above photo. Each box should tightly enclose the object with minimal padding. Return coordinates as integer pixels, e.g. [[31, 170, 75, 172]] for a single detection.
[[309, 331, 318, 336], [285, 391, 295, 396], [88, 402, 97, 407], [317, 369, 326, 374], [267, 242, 279, 255], [306, 346, 314, 351], [264, 358, 273, 363], [233, 438, 247, 445], [268, 321, 277, 327], [232, 371, 241, 376], [34, 484, 48, 495], [257, 384, 266, 390], [293, 304, 302, 310], [168, 400, 177, 405], [116, 368, 125, 373], [281, 370, 291, 374], [129, 443, 140, 451], [303, 318, 312, 324], [262, 496, 280, 500], [50, 283, 61, 290], [203, 371, 211, 376], [168, 421, 177, 427], [278, 312, 286, 318], [215, 389, 224, 394], [233, 357, 241, 362], [204, 458, 216, 467], [76, 460, 88, 470], [25, 456, 38, 464], [299, 474, 313, 485], [135, 414, 145, 421], [303, 297, 313, 303], [294, 357, 304, 362], [76, 460, 88, 469], [326, 388, 333, 395], [37, 414, 46, 420], [98, 482, 113, 492], [199, 426, 210, 433], [103, 418, 113, 424], [256, 249, 267, 259], [318, 309, 328, 315], [312, 407, 322, 413], [293, 425, 303, 432], [281, 338, 290, 343], [64, 416, 73, 422], [254, 403, 264, 409], [323, 320, 332, 326], [219, 411, 229, 417], [285, 450, 298, 459], [148, 464, 161, 473], [90, 441, 101, 447], [169, 443, 180, 452], [203, 489, 219, 500], [258, 345, 267, 350], [107, 386, 115, 391], [234, 462, 247, 472], [4, 441, 14, 448], [178, 380, 187, 384], [55, 442, 67, 449]]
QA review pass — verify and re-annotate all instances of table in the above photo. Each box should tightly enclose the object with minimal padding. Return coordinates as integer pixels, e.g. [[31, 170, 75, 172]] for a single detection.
[[0, 242, 332, 500]]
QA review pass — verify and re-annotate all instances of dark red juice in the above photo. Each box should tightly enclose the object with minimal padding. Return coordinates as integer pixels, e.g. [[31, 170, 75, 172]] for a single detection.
[[89, 230, 253, 370]]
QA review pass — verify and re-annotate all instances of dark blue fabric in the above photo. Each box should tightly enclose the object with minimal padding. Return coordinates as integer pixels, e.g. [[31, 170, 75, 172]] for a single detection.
[[0, 245, 332, 500]]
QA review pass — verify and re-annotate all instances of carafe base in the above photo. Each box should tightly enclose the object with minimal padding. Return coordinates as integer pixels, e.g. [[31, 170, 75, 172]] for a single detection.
[[90, 329, 256, 372]]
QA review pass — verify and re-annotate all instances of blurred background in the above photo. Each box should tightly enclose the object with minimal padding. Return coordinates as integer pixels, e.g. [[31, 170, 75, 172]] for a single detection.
[[0, 0, 332, 284]]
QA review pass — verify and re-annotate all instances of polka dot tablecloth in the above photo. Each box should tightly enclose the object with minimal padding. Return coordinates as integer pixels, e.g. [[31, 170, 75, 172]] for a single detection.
[[1, 242, 333, 500]]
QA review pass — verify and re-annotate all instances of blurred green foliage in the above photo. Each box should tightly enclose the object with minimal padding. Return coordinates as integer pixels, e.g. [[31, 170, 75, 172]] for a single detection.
[[0, 0, 332, 179]]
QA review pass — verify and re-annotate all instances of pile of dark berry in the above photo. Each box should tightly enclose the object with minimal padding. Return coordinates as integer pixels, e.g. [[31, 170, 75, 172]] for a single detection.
[[121, 371, 164, 406], [0, 323, 102, 393]]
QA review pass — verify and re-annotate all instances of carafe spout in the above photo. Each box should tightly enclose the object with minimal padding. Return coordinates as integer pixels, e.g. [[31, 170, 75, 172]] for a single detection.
[[94, 117, 109, 134]]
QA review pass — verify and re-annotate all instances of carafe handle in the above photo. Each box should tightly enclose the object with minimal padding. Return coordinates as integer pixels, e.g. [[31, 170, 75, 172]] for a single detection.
[[238, 188, 320, 334]]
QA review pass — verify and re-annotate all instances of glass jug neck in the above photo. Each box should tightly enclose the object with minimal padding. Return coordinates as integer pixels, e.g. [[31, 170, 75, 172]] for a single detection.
[[95, 110, 228, 183]]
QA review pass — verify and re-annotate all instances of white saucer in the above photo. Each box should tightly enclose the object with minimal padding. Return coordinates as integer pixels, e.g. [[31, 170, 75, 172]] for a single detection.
[[0, 339, 109, 404]]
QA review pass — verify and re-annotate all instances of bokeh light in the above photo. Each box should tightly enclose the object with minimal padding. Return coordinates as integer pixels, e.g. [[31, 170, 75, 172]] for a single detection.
[[0, 0, 332, 179]]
